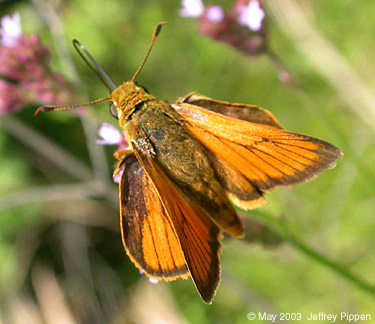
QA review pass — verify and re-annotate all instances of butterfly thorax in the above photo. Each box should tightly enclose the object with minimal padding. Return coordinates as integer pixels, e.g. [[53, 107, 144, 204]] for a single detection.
[[110, 81, 155, 127]]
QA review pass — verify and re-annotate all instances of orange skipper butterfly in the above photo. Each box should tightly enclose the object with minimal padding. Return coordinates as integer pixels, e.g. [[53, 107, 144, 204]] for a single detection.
[[36, 23, 342, 304]]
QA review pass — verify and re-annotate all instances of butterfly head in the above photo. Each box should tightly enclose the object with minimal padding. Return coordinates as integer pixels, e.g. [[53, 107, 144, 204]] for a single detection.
[[109, 81, 154, 126]]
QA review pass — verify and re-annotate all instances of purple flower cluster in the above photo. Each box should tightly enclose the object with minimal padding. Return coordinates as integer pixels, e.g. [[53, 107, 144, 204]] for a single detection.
[[180, 0, 267, 57], [0, 13, 73, 115]]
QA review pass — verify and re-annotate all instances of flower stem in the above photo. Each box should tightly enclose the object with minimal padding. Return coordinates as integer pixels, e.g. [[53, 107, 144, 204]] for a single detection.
[[251, 211, 375, 298], [287, 235, 375, 298]]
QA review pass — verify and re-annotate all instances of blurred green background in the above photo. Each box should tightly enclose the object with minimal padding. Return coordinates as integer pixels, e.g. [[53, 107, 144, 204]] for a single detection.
[[0, 0, 374, 323]]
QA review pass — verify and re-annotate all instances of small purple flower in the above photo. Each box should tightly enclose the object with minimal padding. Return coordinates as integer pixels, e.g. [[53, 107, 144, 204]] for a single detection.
[[96, 123, 128, 149], [238, 0, 265, 31], [206, 6, 224, 23], [179, 0, 204, 18], [96, 123, 123, 145], [0, 12, 21, 47]]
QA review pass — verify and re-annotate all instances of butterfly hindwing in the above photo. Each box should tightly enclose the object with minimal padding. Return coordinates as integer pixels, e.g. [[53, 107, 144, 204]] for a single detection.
[[179, 93, 283, 128], [204, 149, 267, 210]]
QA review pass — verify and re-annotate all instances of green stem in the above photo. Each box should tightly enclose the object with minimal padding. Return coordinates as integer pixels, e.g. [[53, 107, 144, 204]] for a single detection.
[[250, 212, 375, 298], [287, 236, 375, 298]]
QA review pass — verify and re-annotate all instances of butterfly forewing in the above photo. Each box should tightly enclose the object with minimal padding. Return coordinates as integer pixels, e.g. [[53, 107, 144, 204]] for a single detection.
[[119, 154, 189, 280], [132, 148, 222, 304], [173, 101, 343, 204]]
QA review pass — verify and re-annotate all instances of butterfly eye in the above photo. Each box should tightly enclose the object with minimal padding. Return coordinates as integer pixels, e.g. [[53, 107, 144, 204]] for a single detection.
[[109, 102, 118, 119]]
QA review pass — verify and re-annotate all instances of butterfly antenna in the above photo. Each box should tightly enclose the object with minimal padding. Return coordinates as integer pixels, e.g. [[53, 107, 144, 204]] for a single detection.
[[34, 97, 109, 116], [131, 22, 167, 82], [73, 40, 118, 91]]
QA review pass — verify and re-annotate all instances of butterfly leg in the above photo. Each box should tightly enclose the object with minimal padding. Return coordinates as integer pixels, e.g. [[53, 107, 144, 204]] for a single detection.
[[113, 148, 134, 181], [113, 147, 134, 161]]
